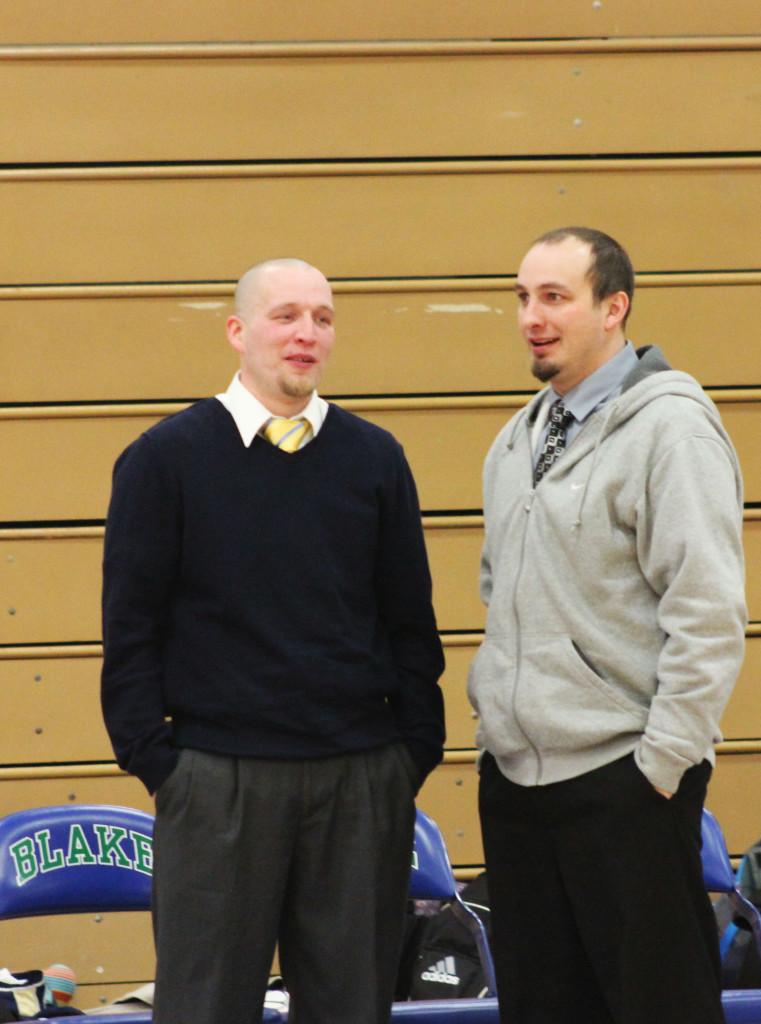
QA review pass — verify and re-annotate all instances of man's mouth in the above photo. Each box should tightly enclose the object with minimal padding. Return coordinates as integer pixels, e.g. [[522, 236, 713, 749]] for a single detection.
[[529, 337, 559, 354], [285, 354, 317, 367]]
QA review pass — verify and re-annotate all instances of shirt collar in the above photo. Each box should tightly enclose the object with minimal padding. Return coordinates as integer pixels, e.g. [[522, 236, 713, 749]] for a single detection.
[[215, 373, 328, 447], [551, 341, 638, 424]]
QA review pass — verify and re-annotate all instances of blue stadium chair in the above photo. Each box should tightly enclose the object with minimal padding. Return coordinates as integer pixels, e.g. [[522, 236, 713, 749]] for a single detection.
[[702, 808, 761, 952], [408, 808, 496, 998], [0, 803, 280, 1023], [389, 810, 499, 1021], [702, 808, 761, 1024], [0, 804, 154, 919]]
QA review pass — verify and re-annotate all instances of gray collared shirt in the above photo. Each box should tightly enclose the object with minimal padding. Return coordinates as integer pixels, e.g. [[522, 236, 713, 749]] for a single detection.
[[533, 341, 639, 461]]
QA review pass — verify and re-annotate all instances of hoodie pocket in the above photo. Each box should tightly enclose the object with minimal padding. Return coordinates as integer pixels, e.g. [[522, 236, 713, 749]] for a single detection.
[[514, 636, 648, 754], [467, 634, 533, 758]]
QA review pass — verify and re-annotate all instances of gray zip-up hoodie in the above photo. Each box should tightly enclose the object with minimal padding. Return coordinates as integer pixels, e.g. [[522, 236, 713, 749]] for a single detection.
[[468, 346, 747, 793]]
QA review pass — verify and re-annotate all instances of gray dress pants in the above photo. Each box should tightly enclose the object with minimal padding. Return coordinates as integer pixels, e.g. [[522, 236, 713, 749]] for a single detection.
[[152, 743, 417, 1024]]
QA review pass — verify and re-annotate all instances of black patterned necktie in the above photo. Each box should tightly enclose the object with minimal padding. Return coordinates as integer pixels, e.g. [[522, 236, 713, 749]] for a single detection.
[[534, 400, 574, 485]]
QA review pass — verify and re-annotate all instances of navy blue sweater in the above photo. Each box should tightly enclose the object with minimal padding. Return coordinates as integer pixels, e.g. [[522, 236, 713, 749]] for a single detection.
[[101, 399, 445, 793]]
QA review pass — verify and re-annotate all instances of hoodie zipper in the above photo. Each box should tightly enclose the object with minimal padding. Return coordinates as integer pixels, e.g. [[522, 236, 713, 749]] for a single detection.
[[508, 427, 543, 785], [506, 407, 605, 782]]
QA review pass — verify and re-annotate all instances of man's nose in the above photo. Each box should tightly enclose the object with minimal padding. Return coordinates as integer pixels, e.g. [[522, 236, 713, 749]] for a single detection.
[[519, 297, 543, 329], [294, 313, 317, 342]]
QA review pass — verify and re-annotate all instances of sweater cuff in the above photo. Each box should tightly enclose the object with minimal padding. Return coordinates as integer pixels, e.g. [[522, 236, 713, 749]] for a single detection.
[[129, 745, 180, 796], [634, 739, 694, 796], [404, 739, 443, 789]]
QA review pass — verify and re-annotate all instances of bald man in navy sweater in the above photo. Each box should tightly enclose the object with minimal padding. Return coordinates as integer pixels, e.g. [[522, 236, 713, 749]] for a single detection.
[[101, 259, 445, 1024]]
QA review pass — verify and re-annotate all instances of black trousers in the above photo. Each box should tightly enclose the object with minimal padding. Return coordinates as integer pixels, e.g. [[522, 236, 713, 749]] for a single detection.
[[479, 752, 723, 1024], [152, 744, 417, 1024]]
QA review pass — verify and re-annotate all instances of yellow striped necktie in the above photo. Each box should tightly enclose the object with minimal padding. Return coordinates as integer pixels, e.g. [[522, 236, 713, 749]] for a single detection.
[[263, 417, 312, 453]]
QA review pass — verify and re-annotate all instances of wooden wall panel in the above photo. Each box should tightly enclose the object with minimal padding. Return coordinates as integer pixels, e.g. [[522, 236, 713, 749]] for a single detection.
[[0, 523, 486, 642], [370, 399, 761, 506], [441, 639, 480, 750], [418, 750, 761, 863], [5, 277, 759, 405], [628, 280, 761, 387], [8, 404, 491, 521], [707, 754, 761, 855], [4, 49, 761, 163], [420, 524, 485, 633], [721, 632, 761, 739], [1, 632, 754, 771], [416, 753, 761, 865], [420, 752, 761, 862], [3, 518, 758, 645], [0, 413, 159, 521], [747, 519, 761, 623], [312, 405, 502, 511], [0, 526, 482, 642], [0, 655, 110, 762], [2, 161, 761, 285], [417, 759, 482, 866], [0, 774, 152, 817], [716, 403, 761, 501], [2, 397, 758, 522], [0, 290, 239, 404], [0, 534, 103, 644], [0, 912, 154, 988], [0, 642, 440, 768], [443, 633, 761, 751], [76, 983, 154, 1013], [2, 0, 759, 43]]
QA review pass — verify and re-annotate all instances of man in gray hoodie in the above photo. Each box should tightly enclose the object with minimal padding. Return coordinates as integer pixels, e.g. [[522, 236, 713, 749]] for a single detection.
[[469, 226, 746, 1023]]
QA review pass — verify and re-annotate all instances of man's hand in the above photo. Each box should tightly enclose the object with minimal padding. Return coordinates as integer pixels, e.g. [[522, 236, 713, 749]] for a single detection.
[[654, 785, 673, 799]]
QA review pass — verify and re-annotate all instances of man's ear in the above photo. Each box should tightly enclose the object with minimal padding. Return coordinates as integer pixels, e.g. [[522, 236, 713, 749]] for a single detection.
[[604, 290, 630, 331], [226, 314, 245, 354]]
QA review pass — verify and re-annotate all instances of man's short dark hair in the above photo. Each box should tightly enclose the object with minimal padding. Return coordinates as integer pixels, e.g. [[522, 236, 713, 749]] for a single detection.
[[533, 226, 635, 324]]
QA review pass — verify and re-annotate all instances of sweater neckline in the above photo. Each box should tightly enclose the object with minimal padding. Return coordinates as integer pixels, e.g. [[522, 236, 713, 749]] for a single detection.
[[215, 396, 336, 456]]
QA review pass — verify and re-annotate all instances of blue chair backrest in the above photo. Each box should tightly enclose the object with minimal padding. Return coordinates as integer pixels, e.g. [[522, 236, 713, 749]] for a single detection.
[[409, 808, 497, 997], [410, 808, 458, 901], [701, 806, 761, 998], [0, 804, 154, 919], [702, 808, 738, 892]]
